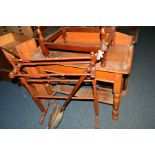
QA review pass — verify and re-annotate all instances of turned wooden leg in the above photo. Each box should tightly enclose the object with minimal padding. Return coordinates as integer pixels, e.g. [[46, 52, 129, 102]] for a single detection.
[[36, 26, 49, 57], [20, 78, 45, 113], [92, 79, 99, 128], [112, 93, 121, 120], [39, 102, 50, 125], [112, 74, 123, 120], [21, 78, 51, 125], [100, 27, 108, 68]]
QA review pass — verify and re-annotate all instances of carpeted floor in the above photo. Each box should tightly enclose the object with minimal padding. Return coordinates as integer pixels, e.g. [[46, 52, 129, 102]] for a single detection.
[[0, 27, 155, 129]]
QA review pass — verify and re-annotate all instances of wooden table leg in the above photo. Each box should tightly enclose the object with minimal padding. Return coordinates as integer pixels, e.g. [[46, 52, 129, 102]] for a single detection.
[[112, 73, 123, 120], [92, 79, 99, 128], [39, 102, 50, 125]]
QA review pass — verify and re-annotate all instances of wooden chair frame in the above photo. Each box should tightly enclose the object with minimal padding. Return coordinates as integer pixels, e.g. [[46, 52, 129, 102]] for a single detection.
[[36, 26, 116, 67]]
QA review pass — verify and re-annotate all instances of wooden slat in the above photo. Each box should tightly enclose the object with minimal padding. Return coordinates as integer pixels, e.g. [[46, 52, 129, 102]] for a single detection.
[[65, 26, 100, 33], [45, 42, 99, 52], [55, 32, 133, 46], [41, 65, 115, 83]]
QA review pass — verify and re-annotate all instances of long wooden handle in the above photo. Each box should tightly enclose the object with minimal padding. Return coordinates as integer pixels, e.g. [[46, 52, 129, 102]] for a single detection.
[[61, 51, 97, 112], [61, 74, 87, 112]]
